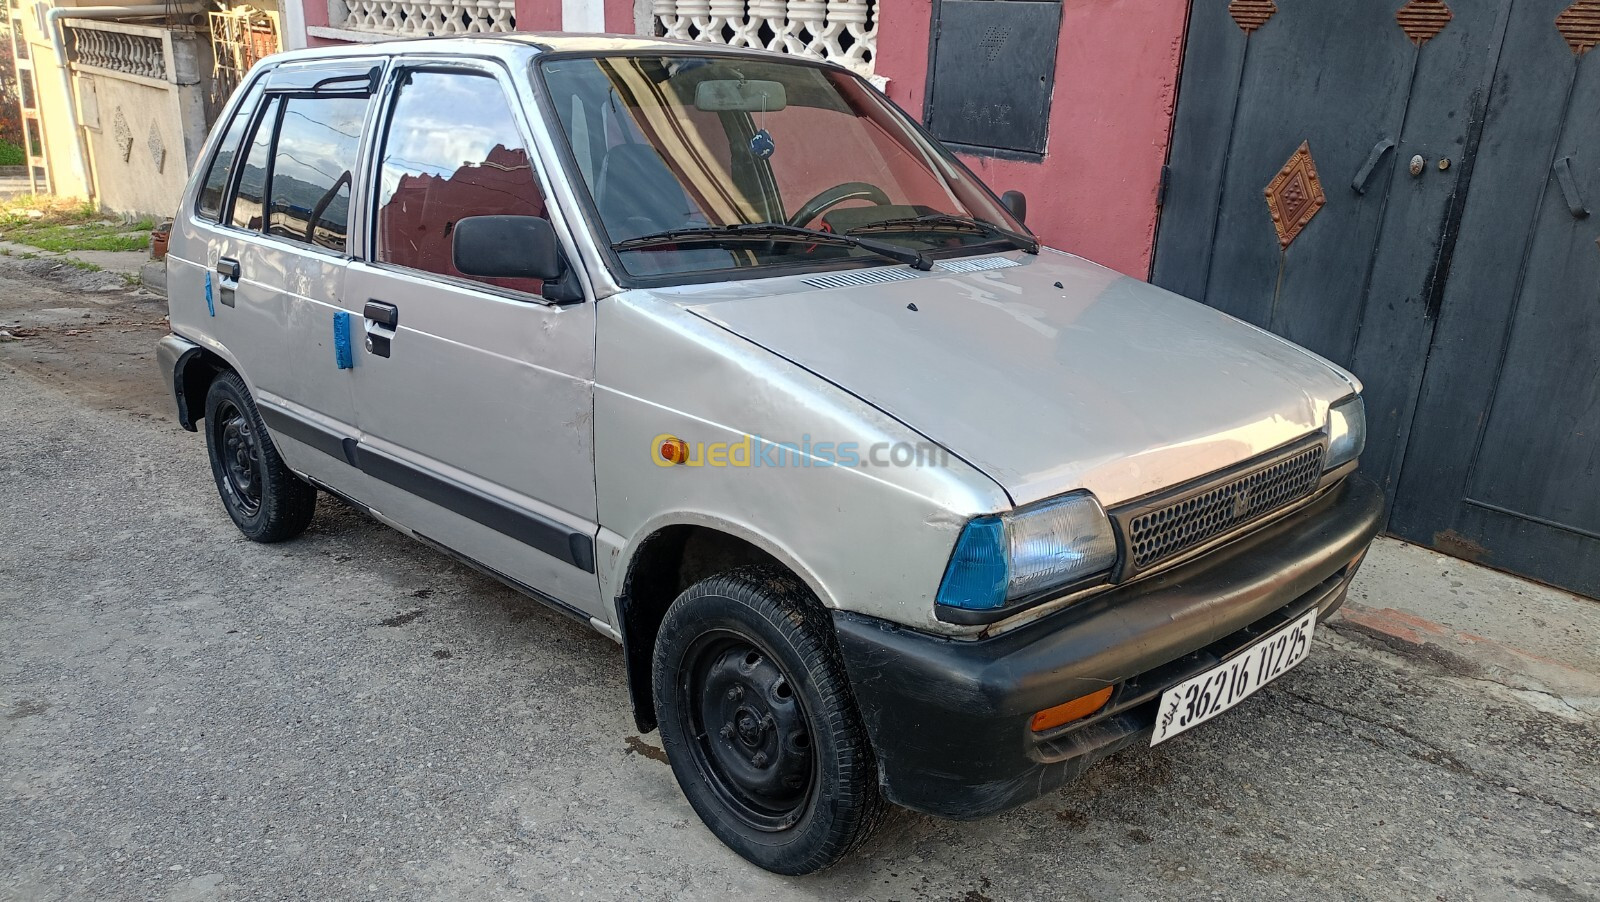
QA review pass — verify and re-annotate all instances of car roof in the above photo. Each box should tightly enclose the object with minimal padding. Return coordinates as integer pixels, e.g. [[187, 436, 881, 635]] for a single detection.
[[263, 32, 828, 66]]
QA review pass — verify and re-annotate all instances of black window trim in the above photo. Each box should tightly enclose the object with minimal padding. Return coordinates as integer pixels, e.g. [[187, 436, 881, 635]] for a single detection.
[[528, 48, 1036, 291]]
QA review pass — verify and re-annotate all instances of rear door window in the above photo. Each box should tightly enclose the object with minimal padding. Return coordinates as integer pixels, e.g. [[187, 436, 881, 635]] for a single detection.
[[265, 95, 369, 252]]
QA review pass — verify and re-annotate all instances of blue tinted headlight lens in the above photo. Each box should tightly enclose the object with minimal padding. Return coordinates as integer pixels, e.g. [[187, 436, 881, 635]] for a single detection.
[[936, 493, 1118, 612], [934, 516, 1009, 610]]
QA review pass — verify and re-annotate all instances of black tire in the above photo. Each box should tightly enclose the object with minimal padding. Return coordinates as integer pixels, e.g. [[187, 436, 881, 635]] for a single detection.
[[203, 370, 316, 543], [652, 566, 884, 875]]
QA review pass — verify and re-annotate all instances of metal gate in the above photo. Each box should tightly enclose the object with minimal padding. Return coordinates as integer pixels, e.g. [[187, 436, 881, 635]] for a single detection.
[[1152, 0, 1600, 597]]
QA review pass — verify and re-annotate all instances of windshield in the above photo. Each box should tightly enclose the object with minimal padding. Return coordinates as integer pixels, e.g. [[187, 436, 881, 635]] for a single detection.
[[537, 54, 1031, 280]]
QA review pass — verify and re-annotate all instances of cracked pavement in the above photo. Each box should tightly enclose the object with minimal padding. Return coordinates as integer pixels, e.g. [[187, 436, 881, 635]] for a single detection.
[[1, 259, 1597, 901]]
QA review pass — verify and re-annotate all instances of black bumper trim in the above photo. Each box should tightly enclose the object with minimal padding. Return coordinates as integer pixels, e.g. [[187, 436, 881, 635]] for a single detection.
[[832, 473, 1383, 820]]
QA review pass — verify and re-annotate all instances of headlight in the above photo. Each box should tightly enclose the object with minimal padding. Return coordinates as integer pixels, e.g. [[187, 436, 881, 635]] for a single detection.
[[1325, 395, 1366, 470], [936, 492, 1118, 612]]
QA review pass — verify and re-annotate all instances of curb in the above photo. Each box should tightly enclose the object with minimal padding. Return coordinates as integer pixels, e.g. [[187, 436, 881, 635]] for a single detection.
[[1330, 600, 1599, 716]]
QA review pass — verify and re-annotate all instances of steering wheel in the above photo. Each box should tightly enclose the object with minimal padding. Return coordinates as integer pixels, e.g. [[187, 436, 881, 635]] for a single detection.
[[786, 181, 892, 228]]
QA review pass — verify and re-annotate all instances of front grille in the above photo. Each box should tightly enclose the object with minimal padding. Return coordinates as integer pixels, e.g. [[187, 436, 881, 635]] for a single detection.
[[1125, 444, 1325, 570]]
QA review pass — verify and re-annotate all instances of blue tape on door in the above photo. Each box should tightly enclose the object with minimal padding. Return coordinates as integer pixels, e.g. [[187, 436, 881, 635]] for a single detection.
[[204, 272, 215, 317], [333, 310, 353, 369]]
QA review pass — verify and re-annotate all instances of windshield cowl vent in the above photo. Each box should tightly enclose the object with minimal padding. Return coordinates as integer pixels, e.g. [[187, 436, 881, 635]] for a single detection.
[[935, 256, 1022, 274], [801, 268, 925, 290]]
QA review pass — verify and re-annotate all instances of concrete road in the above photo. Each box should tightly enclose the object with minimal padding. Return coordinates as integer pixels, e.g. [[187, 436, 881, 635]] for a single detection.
[[1, 261, 1597, 901]]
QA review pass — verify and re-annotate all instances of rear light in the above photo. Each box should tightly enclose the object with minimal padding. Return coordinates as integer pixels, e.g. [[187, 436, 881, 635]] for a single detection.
[[1030, 686, 1113, 732]]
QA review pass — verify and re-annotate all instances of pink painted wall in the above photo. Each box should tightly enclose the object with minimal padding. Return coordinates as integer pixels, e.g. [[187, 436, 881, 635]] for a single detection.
[[877, 0, 1189, 278], [604, 0, 635, 32], [516, 0, 562, 31]]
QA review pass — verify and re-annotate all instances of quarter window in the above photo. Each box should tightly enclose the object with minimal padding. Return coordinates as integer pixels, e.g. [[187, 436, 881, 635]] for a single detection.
[[229, 96, 278, 232], [197, 84, 262, 221], [375, 70, 548, 295]]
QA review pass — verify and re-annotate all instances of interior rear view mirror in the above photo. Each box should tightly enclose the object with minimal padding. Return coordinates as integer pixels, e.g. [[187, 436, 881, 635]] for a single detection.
[[694, 79, 788, 113], [1001, 190, 1028, 225]]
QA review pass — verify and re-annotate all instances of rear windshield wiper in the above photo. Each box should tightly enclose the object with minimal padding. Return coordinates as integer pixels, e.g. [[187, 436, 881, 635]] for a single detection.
[[847, 214, 1039, 254], [612, 223, 933, 271]]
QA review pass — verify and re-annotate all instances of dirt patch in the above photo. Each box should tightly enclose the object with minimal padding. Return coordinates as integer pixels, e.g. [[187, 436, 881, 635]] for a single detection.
[[624, 735, 668, 764], [379, 609, 426, 627]]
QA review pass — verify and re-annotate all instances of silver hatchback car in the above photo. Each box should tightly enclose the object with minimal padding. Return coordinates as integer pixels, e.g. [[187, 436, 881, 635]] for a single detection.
[[158, 34, 1382, 874]]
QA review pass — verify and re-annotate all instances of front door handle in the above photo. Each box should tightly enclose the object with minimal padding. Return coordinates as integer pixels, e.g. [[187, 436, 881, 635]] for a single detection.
[[215, 257, 240, 308], [363, 300, 398, 358]]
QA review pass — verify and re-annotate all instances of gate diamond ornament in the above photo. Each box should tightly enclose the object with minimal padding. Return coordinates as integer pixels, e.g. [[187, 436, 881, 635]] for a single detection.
[[1556, 0, 1600, 55], [1228, 0, 1277, 34], [1396, 0, 1454, 46], [1264, 142, 1326, 249]]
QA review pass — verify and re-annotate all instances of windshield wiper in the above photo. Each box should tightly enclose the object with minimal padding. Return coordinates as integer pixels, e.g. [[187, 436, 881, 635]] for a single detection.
[[612, 223, 933, 271], [846, 214, 1040, 254]]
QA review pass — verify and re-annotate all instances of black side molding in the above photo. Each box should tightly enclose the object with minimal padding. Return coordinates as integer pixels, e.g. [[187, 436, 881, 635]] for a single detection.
[[258, 405, 348, 462], [256, 405, 596, 573]]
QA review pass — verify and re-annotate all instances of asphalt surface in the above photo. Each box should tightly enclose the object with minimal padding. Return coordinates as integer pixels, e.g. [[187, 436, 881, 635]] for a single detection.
[[1, 261, 1597, 901]]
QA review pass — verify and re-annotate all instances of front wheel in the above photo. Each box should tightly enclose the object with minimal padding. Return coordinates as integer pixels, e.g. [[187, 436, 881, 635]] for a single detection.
[[652, 567, 883, 874]]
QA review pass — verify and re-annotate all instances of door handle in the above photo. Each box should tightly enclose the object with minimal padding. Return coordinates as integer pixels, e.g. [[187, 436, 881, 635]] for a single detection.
[[363, 300, 398, 328], [1351, 138, 1395, 194], [215, 257, 240, 308], [1554, 157, 1589, 219], [363, 300, 398, 358]]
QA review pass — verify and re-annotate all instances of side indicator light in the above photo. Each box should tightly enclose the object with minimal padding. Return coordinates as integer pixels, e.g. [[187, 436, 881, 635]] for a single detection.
[[1031, 686, 1114, 732], [658, 436, 690, 465]]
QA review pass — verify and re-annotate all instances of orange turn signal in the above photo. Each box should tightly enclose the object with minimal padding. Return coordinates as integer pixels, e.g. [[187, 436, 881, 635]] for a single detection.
[[1030, 686, 1113, 732], [658, 436, 690, 465]]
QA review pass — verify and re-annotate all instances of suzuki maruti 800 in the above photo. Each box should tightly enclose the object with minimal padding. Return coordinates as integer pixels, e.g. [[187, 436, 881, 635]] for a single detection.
[[158, 35, 1383, 874]]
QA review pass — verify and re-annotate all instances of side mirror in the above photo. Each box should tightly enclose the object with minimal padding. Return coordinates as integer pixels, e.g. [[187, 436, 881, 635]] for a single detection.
[[1000, 190, 1027, 225], [453, 215, 565, 282]]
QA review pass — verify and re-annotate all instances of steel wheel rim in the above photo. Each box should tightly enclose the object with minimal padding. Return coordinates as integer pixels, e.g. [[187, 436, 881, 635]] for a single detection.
[[214, 399, 263, 517], [679, 629, 817, 832]]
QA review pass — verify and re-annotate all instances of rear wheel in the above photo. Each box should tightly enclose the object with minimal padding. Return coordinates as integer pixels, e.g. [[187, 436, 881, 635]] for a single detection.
[[653, 566, 883, 874], [203, 371, 316, 542]]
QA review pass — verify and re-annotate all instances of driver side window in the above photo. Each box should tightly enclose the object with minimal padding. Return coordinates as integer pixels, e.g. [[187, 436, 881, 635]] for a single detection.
[[374, 69, 549, 295]]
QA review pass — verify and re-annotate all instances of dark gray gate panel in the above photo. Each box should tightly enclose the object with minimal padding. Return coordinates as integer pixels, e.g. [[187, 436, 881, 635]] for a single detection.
[[1192, 2, 1414, 364], [924, 0, 1063, 156], [1147, 1, 1248, 302], [1391, 0, 1600, 596], [1344, 0, 1512, 496]]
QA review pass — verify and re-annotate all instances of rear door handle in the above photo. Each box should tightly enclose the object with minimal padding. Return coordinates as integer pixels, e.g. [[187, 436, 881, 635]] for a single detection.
[[215, 257, 240, 307], [363, 300, 398, 358]]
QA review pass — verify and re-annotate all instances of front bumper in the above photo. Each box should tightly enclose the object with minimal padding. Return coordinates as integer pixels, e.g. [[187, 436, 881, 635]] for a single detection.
[[833, 473, 1384, 820]]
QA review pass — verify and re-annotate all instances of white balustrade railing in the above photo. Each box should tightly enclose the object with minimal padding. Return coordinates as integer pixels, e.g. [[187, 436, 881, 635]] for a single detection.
[[652, 0, 877, 75], [64, 22, 167, 81], [334, 0, 516, 36]]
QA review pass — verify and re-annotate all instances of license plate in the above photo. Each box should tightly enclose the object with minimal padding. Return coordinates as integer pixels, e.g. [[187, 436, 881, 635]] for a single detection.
[[1150, 608, 1317, 746]]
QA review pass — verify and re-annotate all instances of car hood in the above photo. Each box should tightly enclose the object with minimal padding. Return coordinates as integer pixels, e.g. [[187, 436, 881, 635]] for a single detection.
[[678, 249, 1358, 508]]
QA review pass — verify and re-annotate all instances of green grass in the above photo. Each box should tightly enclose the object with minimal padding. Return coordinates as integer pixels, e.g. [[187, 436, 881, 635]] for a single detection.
[[0, 197, 153, 254]]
